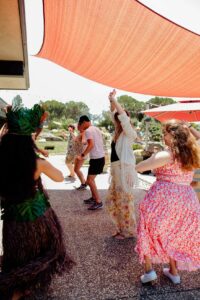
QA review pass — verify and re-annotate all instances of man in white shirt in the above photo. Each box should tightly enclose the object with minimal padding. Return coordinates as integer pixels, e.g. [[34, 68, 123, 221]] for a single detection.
[[77, 115, 105, 210]]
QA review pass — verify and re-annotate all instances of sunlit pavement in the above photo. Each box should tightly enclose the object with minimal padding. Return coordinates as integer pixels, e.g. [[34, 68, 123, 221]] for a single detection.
[[42, 155, 156, 191], [1, 156, 200, 299]]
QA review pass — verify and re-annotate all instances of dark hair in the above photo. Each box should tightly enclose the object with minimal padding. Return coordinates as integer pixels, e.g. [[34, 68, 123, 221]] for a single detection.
[[114, 110, 130, 122], [0, 134, 38, 203], [68, 124, 75, 130], [78, 115, 90, 125], [113, 110, 131, 141], [164, 119, 200, 171]]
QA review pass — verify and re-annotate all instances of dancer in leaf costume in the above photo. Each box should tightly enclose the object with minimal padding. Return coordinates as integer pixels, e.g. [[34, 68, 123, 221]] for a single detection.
[[0, 97, 74, 300]]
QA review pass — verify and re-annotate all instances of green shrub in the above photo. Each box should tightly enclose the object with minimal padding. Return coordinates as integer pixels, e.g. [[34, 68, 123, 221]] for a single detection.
[[132, 143, 144, 150]]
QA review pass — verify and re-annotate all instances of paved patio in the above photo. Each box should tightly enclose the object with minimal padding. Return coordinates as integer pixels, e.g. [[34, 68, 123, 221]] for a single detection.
[[1, 155, 200, 299]]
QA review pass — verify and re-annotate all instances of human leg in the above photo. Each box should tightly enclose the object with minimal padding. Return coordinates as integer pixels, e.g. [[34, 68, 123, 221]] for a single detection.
[[163, 257, 180, 284], [86, 158, 104, 210], [74, 158, 86, 184], [86, 174, 100, 203], [169, 257, 178, 275], [140, 256, 157, 283], [144, 256, 153, 273], [66, 160, 75, 177]]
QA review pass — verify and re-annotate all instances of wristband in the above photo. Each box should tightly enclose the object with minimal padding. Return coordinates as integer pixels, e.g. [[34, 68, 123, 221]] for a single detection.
[[81, 153, 85, 158]]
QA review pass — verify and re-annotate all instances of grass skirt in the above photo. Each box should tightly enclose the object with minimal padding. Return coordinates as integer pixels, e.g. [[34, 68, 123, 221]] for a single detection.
[[0, 207, 74, 299]]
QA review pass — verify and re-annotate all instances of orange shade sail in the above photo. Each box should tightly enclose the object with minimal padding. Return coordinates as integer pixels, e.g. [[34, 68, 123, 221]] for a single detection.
[[37, 0, 200, 97]]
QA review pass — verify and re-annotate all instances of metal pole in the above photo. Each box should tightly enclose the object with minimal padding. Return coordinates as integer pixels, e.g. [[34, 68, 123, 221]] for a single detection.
[[145, 121, 149, 151], [144, 103, 150, 151]]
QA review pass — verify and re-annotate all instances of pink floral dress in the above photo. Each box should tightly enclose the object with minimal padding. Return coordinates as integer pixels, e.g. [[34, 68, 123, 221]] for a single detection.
[[135, 160, 200, 271]]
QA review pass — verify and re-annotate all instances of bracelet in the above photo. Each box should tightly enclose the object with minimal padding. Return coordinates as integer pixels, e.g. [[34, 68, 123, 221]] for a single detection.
[[188, 124, 192, 128], [81, 153, 85, 157]]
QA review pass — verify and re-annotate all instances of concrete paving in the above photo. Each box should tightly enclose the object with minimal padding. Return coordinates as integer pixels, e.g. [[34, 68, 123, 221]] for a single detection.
[[1, 155, 200, 299]]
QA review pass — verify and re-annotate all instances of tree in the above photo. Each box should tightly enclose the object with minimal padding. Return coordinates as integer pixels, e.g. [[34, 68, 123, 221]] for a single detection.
[[118, 95, 146, 119], [140, 118, 162, 142], [147, 97, 175, 108], [40, 99, 90, 127], [41, 100, 66, 121], [97, 110, 114, 131], [65, 101, 90, 121]]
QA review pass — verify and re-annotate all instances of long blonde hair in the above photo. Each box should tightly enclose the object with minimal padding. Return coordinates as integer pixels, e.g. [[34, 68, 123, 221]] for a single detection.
[[164, 120, 200, 171]]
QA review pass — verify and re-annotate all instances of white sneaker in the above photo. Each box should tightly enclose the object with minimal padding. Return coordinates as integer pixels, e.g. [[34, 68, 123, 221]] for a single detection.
[[163, 268, 181, 284], [140, 270, 157, 283]]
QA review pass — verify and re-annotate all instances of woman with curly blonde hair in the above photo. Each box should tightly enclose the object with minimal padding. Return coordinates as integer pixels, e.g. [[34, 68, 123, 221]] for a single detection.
[[135, 119, 200, 285]]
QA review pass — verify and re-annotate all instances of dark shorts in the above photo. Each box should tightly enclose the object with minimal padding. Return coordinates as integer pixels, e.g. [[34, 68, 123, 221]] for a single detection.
[[88, 157, 105, 175]]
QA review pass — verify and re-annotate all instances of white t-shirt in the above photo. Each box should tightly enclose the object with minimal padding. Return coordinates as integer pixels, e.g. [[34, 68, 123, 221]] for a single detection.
[[85, 126, 105, 159]]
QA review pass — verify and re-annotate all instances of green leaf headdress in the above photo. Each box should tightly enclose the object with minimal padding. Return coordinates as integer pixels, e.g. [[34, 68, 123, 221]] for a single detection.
[[6, 95, 46, 135]]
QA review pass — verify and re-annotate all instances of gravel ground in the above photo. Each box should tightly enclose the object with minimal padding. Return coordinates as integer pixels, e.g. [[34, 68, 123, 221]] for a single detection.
[[36, 188, 200, 300], [1, 156, 200, 299]]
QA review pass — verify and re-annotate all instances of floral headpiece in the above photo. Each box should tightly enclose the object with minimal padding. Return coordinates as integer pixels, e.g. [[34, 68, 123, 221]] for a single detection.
[[6, 96, 46, 135]]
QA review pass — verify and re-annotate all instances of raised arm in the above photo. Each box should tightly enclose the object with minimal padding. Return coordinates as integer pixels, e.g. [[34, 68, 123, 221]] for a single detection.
[[189, 126, 200, 140], [136, 150, 171, 173], [109, 89, 124, 115], [108, 89, 137, 141]]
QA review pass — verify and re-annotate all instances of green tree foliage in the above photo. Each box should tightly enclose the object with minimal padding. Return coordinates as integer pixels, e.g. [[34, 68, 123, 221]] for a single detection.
[[41, 100, 66, 121], [147, 97, 175, 108], [148, 121, 162, 142], [41, 99, 90, 126], [98, 111, 114, 131], [140, 118, 162, 142], [61, 118, 76, 130], [65, 101, 90, 121], [140, 97, 176, 142], [118, 95, 146, 118]]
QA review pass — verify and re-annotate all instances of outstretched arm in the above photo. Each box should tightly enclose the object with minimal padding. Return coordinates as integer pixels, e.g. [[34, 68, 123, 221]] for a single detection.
[[136, 150, 171, 173], [35, 159, 64, 182]]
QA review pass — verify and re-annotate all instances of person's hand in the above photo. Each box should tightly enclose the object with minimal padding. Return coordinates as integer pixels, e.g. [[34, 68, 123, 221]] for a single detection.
[[183, 121, 192, 129], [108, 89, 116, 102], [39, 148, 49, 157], [41, 149, 49, 157]]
